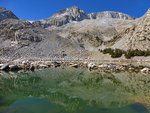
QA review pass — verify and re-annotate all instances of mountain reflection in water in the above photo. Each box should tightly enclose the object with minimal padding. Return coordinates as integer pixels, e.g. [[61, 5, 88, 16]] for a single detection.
[[1, 98, 149, 113], [0, 68, 150, 113]]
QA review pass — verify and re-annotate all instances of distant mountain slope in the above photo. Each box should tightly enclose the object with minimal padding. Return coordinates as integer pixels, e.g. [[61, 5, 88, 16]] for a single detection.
[[0, 7, 18, 22], [1, 6, 150, 61], [0, 19, 87, 60], [88, 11, 135, 20], [32, 6, 135, 28]]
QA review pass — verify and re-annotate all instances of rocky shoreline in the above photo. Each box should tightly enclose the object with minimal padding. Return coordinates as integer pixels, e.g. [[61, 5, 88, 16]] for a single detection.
[[0, 59, 150, 74]]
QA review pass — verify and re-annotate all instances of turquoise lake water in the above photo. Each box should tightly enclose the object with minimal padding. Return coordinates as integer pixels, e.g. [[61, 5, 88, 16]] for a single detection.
[[0, 68, 150, 113]]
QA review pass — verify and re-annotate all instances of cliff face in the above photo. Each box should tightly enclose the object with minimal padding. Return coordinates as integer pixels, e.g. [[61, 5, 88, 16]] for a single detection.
[[112, 8, 150, 50], [0, 7, 18, 22]]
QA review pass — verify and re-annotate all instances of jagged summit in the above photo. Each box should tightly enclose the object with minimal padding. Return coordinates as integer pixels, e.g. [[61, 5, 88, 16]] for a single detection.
[[0, 7, 18, 22], [50, 5, 89, 21], [49, 6, 136, 21], [55, 6, 83, 14], [32, 6, 89, 27], [56, 6, 83, 15], [32, 6, 136, 27]]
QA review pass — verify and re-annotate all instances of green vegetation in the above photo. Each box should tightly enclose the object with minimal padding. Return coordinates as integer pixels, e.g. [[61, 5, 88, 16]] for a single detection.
[[101, 48, 124, 58], [95, 36, 103, 45], [124, 49, 150, 59], [83, 33, 104, 47], [88, 35, 104, 47], [107, 35, 122, 43], [100, 48, 150, 59]]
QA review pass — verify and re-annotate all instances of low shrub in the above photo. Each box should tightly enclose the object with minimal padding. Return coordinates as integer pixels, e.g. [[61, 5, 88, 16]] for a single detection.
[[99, 48, 150, 59]]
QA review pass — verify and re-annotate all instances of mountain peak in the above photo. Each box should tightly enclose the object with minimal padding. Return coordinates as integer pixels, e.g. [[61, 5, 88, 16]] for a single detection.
[[0, 7, 18, 22], [69, 5, 79, 9], [56, 6, 86, 16], [35, 6, 89, 27], [49, 6, 88, 21], [0, 7, 6, 11], [33, 6, 135, 27]]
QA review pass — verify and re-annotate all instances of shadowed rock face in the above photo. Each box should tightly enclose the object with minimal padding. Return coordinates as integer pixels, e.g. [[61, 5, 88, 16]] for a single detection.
[[0, 7, 18, 22], [0, 19, 34, 38], [0, 19, 43, 46]]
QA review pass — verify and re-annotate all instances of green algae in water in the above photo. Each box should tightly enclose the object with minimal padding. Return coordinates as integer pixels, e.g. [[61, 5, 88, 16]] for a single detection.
[[0, 68, 150, 113]]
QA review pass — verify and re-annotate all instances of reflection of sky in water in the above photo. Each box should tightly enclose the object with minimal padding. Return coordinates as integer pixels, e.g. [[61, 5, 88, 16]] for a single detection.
[[1, 98, 149, 113], [0, 68, 150, 113]]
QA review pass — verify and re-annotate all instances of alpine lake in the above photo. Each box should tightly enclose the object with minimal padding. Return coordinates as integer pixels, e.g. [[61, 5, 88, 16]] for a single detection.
[[0, 67, 150, 113]]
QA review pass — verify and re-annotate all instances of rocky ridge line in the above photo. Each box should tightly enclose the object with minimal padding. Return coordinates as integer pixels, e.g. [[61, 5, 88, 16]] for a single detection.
[[32, 6, 135, 27], [0, 7, 18, 22]]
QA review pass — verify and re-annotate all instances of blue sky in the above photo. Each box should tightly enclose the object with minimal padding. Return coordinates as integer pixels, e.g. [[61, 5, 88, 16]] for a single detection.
[[0, 0, 150, 20]]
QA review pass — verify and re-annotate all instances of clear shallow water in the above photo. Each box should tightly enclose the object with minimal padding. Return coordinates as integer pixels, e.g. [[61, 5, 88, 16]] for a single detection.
[[0, 68, 150, 113]]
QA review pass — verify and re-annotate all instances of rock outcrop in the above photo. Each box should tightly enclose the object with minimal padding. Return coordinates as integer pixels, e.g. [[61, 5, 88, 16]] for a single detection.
[[0, 7, 18, 22], [0, 19, 43, 46], [112, 8, 150, 50]]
